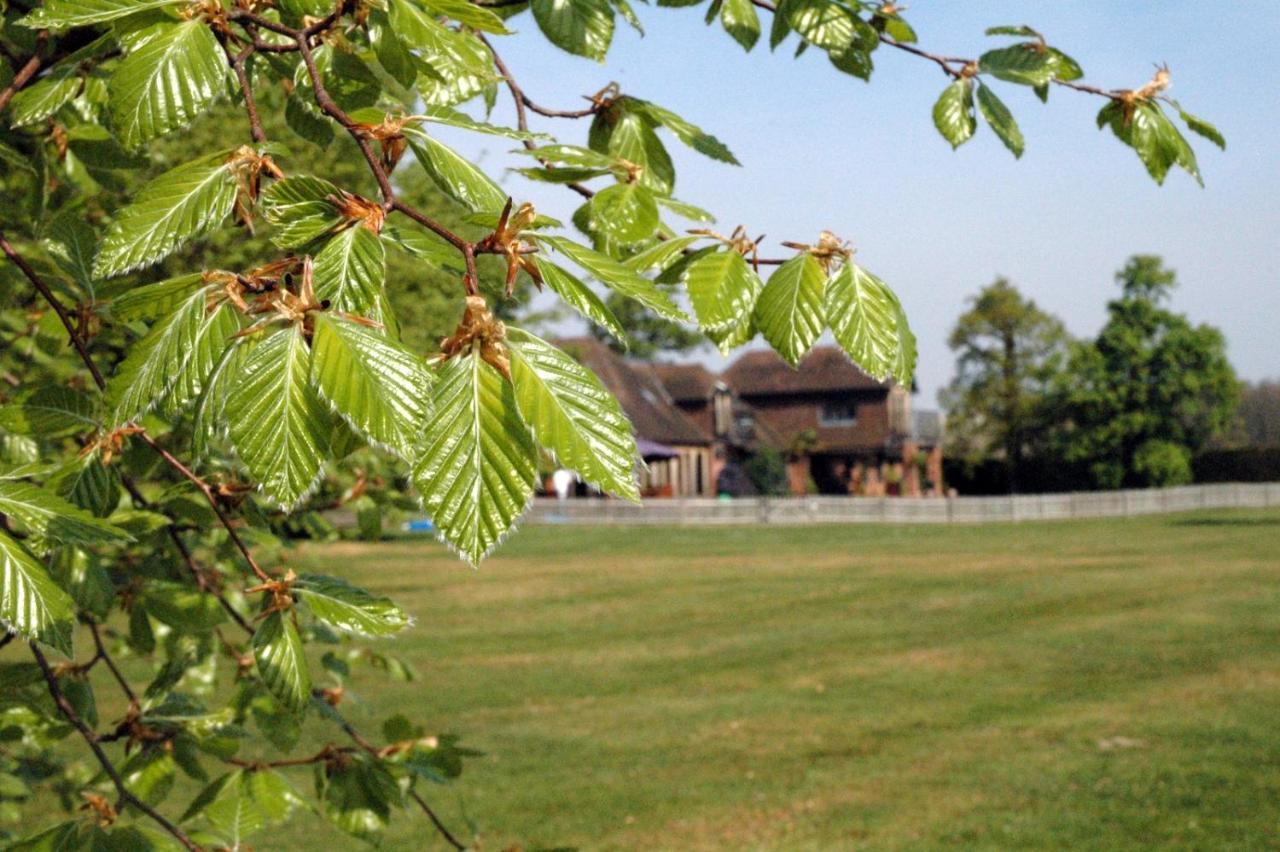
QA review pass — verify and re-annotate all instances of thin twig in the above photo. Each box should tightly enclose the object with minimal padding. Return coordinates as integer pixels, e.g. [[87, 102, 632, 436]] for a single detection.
[[318, 694, 468, 851], [230, 44, 266, 144], [1, 230, 274, 585], [87, 620, 137, 706], [481, 34, 594, 200], [0, 31, 47, 113], [30, 643, 202, 851], [1, 232, 107, 390]]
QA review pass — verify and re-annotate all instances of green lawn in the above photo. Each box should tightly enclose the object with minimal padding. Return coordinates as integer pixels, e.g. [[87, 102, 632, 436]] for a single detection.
[[24, 510, 1280, 850], [265, 509, 1280, 850]]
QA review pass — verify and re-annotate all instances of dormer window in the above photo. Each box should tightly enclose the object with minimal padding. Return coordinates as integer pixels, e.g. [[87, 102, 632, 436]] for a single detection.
[[819, 400, 857, 426]]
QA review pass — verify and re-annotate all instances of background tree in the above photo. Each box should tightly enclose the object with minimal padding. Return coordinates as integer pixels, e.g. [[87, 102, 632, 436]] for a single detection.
[[0, 0, 1225, 847], [1051, 256, 1239, 488], [940, 278, 1069, 492], [1222, 380, 1280, 447]]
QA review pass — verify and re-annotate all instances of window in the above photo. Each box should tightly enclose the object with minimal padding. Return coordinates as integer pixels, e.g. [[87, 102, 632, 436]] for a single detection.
[[820, 400, 857, 426]]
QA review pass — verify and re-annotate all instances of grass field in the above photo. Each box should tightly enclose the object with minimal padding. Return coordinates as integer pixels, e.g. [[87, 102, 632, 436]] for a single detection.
[[20, 510, 1280, 850], [252, 509, 1280, 850]]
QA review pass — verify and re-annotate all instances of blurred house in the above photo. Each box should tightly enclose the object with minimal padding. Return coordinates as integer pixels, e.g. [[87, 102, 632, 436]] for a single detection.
[[556, 339, 944, 497]]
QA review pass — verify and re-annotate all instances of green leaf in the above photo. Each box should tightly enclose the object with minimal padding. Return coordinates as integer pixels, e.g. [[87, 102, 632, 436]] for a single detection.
[[43, 212, 100, 295], [507, 329, 640, 501], [403, 128, 507, 214], [382, 223, 465, 272], [932, 78, 975, 149], [1098, 100, 1200, 186], [532, 0, 615, 61], [192, 769, 300, 845], [534, 257, 626, 343], [252, 611, 311, 714], [535, 234, 688, 321], [656, 195, 716, 223], [107, 286, 212, 426], [369, 10, 419, 89], [9, 67, 80, 128], [0, 480, 131, 547], [829, 44, 874, 81], [826, 261, 916, 384], [769, 1, 792, 49], [976, 82, 1024, 158], [93, 149, 239, 278], [978, 43, 1055, 87], [719, 0, 761, 50], [139, 580, 226, 631], [390, 0, 496, 107], [513, 144, 615, 169], [51, 451, 120, 518], [628, 99, 740, 165], [318, 755, 398, 842], [111, 273, 206, 321], [412, 353, 537, 566], [753, 253, 825, 366], [1046, 47, 1083, 82], [415, 105, 543, 141], [1172, 101, 1226, 150], [591, 107, 675, 194], [880, 13, 915, 43], [0, 531, 75, 655], [586, 182, 659, 245], [191, 340, 241, 460], [120, 749, 176, 807], [293, 574, 409, 637], [65, 123, 146, 173], [298, 47, 380, 114], [984, 24, 1042, 39], [706, 298, 758, 354], [683, 248, 760, 331], [310, 314, 431, 457], [108, 20, 229, 148], [782, 0, 857, 51], [0, 387, 98, 436], [225, 327, 333, 510], [421, 0, 510, 33], [312, 225, 386, 313], [261, 175, 345, 248], [624, 235, 701, 272], [284, 87, 335, 147], [165, 302, 239, 416], [19, 0, 181, 29]]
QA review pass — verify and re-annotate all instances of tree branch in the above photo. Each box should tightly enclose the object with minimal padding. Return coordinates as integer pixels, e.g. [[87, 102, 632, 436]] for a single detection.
[[229, 44, 266, 144], [481, 34, 595, 201], [0, 230, 274, 585], [87, 619, 137, 707], [30, 642, 202, 851], [317, 694, 468, 851], [0, 31, 47, 113]]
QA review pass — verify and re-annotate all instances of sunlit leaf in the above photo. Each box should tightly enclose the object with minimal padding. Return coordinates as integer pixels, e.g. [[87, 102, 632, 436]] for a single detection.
[[412, 353, 537, 566], [507, 329, 640, 500], [753, 253, 825, 366]]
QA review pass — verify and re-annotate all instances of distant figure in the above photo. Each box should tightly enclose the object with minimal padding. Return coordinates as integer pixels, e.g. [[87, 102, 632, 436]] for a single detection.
[[552, 469, 576, 501]]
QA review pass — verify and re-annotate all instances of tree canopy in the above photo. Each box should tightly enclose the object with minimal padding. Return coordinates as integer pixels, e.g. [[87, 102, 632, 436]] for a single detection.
[[1050, 256, 1239, 489], [941, 278, 1069, 491], [0, 0, 1226, 847]]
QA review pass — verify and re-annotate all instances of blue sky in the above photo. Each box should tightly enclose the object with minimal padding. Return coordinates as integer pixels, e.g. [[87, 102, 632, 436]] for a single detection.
[[444, 2, 1279, 406]]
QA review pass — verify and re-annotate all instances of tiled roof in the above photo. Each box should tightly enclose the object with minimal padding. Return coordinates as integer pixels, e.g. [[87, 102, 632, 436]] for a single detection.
[[650, 362, 717, 403], [723, 346, 891, 396]]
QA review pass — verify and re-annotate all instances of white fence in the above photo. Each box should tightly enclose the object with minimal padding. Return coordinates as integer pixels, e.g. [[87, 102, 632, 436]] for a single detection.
[[523, 482, 1280, 526]]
